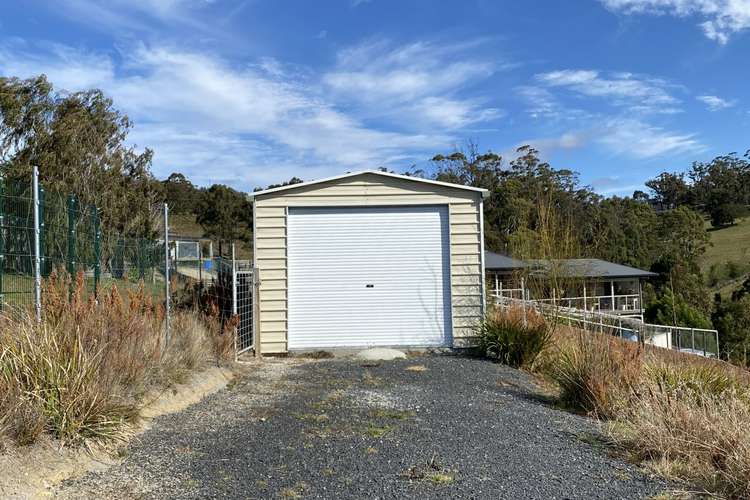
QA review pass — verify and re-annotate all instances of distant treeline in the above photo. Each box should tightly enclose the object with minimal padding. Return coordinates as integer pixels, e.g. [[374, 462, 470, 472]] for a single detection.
[[428, 144, 750, 364], [3, 73, 749, 365]]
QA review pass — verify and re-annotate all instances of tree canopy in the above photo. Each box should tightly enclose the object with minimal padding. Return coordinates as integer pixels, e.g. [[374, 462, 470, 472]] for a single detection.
[[0, 75, 162, 236]]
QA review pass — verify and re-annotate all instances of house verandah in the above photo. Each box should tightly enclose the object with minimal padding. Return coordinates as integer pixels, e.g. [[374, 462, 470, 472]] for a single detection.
[[485, 251, 657, 320]]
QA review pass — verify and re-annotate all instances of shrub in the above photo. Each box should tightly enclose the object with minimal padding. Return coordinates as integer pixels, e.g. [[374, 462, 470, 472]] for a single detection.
[[611, 361, 750, 499], [547, 329, 642, 419], [542, 324, 750, 497], [0, 271, 220, 447], [476, 306, 552, 369], [645, 289, 713, 330], [710, 202, 745, 227]]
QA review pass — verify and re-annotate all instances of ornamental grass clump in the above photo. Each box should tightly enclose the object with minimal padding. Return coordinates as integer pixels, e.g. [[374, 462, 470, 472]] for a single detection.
[[546, 328, 642, 419], [609, 355, 750, 499], [476, 306, 552, 369], [0, 271, 221, 447]]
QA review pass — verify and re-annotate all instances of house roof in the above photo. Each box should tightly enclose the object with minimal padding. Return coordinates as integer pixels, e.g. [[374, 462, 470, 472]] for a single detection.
[[484, 251, 657, 279], [485, 251, 527, 270], [248, 170, 491, 199], [550, 259, 658, 279]]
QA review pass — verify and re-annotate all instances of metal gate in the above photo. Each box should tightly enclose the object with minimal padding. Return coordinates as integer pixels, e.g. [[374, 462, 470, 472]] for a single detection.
[[233, 266, 254, 355]]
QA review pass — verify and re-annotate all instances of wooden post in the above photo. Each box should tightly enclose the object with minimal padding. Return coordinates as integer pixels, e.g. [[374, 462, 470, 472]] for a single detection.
[[610, 280, 615, 312]]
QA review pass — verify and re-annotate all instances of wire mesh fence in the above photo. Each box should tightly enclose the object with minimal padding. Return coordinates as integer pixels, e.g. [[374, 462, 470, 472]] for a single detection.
[[1, 169, 254, 356], [168, 245, 254, 357], [0, 176, 166, 310]]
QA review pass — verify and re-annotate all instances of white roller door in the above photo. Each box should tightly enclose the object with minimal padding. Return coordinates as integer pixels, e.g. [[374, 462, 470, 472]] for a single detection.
[[287, 206, 451, 349]]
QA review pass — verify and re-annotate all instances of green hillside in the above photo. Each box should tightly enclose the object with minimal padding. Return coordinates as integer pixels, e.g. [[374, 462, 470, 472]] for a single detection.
[[169, 212, 253, 259], [702, 217, 750, 296], [170, 212, 204, 238]]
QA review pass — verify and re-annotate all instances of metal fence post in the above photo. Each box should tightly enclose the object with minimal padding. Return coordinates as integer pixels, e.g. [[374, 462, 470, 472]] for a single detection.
[[231, 242, 238, 360], [38, 185, 46, 278], [0, 175, 4, 310], [138, 238, 146, 280], [92, 205, 101, 296], [163, 203, 171, 348], [67, 195, 77, 278], [32, 167, 42, 322], [691, 327, 695, 353]]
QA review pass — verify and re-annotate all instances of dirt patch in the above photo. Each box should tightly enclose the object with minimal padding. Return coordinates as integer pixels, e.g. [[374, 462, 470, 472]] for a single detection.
[[0, 365, 236, 499]]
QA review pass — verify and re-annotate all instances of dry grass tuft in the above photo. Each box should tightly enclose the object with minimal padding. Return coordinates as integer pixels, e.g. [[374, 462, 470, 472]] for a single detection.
[[544, 328, 642, 419], [535, 319, 750, 498], [476, 305, 552, 369], [0, 271, 224, 447], [604, 351, 750, 499]]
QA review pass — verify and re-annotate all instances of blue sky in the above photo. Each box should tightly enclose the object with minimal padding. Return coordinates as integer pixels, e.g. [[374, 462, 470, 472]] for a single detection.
[[1, 0, 749, 194]]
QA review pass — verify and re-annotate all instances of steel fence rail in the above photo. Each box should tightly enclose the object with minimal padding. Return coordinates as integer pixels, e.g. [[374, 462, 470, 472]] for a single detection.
[[494, 295, 719, 358]]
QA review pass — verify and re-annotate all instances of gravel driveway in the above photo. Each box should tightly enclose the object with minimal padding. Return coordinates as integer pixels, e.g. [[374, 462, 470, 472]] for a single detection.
[[58, 355, 669, 499]]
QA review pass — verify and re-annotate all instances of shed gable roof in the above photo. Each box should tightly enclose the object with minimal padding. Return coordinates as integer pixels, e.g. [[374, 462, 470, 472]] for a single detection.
[[248, 170, 490, 199]]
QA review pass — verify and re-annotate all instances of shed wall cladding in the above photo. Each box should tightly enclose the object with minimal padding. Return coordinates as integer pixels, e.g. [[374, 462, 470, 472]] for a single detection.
[[253, 172, 484, 353]]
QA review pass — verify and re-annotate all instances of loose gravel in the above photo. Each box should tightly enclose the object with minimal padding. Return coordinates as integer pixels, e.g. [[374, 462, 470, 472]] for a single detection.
[[57, 355, 670, 499]]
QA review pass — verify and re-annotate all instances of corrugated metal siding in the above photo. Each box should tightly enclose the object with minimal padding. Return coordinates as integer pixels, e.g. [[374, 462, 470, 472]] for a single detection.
[[254, 172, 484, 353], [287, 206, 450, 348]]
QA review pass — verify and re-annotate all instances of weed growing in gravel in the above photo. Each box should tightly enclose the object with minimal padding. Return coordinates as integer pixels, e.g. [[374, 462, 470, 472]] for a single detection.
[[428, 473, 454, 484], [365, 424, 393, 438], [369, 409, 415, 420], [400, 454, 455, 485], [0, 271, 225, 447], [476, 305, 552, 369]]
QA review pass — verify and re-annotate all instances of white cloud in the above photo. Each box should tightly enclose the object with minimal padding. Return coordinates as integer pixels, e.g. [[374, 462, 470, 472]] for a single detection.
[[597, 118, 704, 157], [521, 131, 591, 152], [600, 0, 750, 44], [323, 39, 501, 130], [536, 69, 681, 113], [516, 86, 561, 119], [0, 41, 467, 187], [696, 94, 736, 110], [0, 41, 114, 92], [54, 0, 215, 36]]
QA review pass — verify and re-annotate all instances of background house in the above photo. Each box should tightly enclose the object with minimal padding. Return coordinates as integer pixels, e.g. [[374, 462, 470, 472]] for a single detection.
[[485, 251, 657, 320]]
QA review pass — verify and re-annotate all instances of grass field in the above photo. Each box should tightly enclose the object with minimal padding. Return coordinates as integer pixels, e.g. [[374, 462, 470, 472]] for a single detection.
[[702, 216, 750, 271], [701, 217, 750, 296], [170, 212, 205, 238], [169, 212, 252, 259]]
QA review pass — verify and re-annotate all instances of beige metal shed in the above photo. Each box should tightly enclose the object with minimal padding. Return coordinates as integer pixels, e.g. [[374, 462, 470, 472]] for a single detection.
[[249, 170, 489, 354]]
